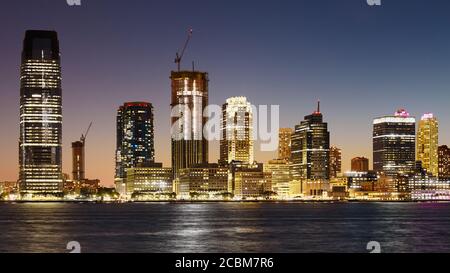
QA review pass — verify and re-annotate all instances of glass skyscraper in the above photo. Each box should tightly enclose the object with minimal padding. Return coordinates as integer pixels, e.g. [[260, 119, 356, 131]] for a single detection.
[[291, 102, 330, 182], [170, 71, 209, 179], [115, 102, 155, 182], [373, 109, 416, 177], [19, 30, 63, 196], [220, 96, 254, 165]]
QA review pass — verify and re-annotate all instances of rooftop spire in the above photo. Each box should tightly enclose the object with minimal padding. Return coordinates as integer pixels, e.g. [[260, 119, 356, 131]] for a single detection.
[[313, 100, 321, 115]]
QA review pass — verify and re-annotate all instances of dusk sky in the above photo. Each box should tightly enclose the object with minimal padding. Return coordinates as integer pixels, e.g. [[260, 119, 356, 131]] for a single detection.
[[1, 0, 450, 186]]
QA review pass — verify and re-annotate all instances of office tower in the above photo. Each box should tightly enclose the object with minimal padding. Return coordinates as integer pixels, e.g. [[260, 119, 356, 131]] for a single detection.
[[438, 145, 450, 179], [220, 96, 253, 165], [278, 128, 293, 161], [72, 141, 85, 181], [416, 113, 439, 175], [19, 30, 63, 196], [373, 109, 416, 177], [171, 71, 209, 178], [351, 157, 369, 172], [115, 102, 155, 183], [264, 159, 291, 199], [291, 102, 330, 182], [329, 146, 342, 178], [178, 163, 228, 199]]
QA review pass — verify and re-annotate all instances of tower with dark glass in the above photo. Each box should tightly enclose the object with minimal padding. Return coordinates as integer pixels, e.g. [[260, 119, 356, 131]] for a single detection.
[[19, 30, 63, 196], [115, 102, 155, 181]]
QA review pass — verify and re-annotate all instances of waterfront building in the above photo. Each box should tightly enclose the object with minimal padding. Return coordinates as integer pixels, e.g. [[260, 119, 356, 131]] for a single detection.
[[291, 102, 330, 196], [220, 97, 254, 164], [229, 162, 272, 199], [171, 71, 209, 179], [19, 30, 64, 197], [373, 109, 416, 177], [178, 163, 228, 199], [345, 171, 378, 191], [126, 164, 173, 196], [264, 159, 291, 199], [416, 113, 438, 176], [115, 102, 155, 191]]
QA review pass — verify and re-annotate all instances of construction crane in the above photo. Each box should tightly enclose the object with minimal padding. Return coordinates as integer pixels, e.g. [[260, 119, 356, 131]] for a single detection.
[[175, 28, 193, 71], [80, 122, 92, 144]]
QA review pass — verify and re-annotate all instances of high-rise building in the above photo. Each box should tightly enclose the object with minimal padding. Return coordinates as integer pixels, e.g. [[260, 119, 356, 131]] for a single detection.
[[220, 97, 253, 165], [278, 128, 293, 161], [291, 102, 330, 182], [19, 30, 63, 196], [373, 109, 416, 177], [115, 102, 155, 184], [329, 146, 342, 178], [416, 113, 439, 176], [438, 145, 450, 179], [351, 157, 369, 172], [72, 141, 85, 181], [171, 71, 209, 178]]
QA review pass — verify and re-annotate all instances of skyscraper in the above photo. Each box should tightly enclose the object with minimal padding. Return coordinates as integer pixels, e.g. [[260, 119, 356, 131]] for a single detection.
[[351, 157, 369, 172], [329, 146, 342, 178], [291, 102, 330, 183], [278, 128, 293, 161], [19, 30, 63, 196], [220, 96, 253, 165], [373, 109, 416, 177], [72, 141, 85, 181], [438, 145, 450, 180], [171, 71, 209, 178], [417, 113, 438, 176], [115, 102, 155, 183]]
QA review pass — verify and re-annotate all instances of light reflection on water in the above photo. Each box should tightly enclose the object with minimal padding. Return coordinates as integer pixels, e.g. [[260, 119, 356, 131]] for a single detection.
[[0, 202, 449, 253]]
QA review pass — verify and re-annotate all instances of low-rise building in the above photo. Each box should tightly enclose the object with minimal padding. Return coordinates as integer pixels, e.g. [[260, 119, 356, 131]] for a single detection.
[[178, 164, 228, 199], [230, 162, 272, 199], [126, 163, 173, 196]]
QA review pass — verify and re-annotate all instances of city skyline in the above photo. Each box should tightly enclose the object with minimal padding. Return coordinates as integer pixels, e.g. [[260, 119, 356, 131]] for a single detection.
[[2, 1, 450, 187]]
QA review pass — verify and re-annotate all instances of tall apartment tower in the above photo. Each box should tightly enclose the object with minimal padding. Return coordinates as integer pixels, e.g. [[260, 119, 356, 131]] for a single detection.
[[416, 113, 439, 176], [220, 97, 254, 165], [373, 109, 416, 176], [115, 102, 155, 182], [329, 146, 342, 178], [19, 30, 63, 196], [278, 128, 293, 161], [171, 71, 209, 178], [72, 141, 85, 181], [291, 102, 330, 182]]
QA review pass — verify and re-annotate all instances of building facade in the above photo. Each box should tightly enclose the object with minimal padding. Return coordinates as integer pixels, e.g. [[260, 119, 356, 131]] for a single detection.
[[351, 157, 369, 172], [19, 30, 63, 196], [329, 146, 342, 178], [126, 164, 173, 196], [373, 109, 416, 177], [229, 162, 272, 199], [115, 102, 155, 186], [291, 102, 330, 195], [438, 145, 450, 179], [178, 164, 228, 199], [171, 71, 209, 179], [220, 97, 254, 164], [278, 128, 293, 161], [264, 159, 291, 198], [416, 113, 439, 176]]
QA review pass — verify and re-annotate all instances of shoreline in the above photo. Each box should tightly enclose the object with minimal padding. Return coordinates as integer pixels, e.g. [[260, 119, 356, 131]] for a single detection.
[[1, 199, 450, 204]]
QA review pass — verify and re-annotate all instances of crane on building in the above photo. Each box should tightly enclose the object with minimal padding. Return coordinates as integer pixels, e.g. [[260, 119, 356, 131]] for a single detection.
[[175, 28, 193, 71], [80, 122, 92, 144]]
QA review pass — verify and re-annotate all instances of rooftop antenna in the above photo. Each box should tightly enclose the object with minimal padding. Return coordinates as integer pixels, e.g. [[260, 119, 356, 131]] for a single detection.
[[175, 28, 193, 72]]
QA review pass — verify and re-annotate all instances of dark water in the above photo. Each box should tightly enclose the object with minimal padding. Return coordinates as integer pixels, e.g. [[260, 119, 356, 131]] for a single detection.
[[0, 202, 449, 253]]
